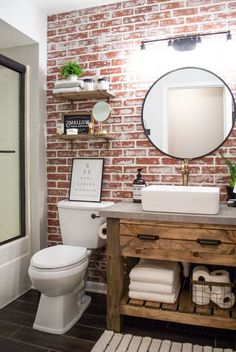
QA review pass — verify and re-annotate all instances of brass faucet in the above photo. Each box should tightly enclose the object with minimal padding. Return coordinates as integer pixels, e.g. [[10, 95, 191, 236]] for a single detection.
[[181, 158, 189, 186]]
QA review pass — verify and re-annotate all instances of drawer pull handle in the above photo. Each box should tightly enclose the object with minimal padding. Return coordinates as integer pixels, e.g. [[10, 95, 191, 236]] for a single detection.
[[138, 234, 159, 241], [91, 213, 100, 219], [197, 239, 221, 246]]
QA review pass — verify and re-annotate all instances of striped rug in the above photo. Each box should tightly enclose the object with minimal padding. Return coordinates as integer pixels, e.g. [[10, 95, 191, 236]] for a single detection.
[[91, 330, 234, 352]]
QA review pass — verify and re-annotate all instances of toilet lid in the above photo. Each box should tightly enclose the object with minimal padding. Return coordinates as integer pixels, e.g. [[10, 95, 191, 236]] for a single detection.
[[31, 245, 87, 269]]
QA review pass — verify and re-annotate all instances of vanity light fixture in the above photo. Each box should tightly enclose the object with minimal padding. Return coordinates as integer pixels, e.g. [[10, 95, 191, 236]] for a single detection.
[[140, 30, 232, 52]]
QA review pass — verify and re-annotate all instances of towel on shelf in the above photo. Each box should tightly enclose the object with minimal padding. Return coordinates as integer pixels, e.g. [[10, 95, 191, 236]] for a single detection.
[[54, 79, 83, 89], [129, 259, 180, 285], [129, 273, 180, 294], [128, 282, 181, 304], [53, 87, 82, 94]]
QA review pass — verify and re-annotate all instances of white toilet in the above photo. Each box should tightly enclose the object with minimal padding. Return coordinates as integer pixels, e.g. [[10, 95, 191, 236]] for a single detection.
[[28, 200, 113, 335]]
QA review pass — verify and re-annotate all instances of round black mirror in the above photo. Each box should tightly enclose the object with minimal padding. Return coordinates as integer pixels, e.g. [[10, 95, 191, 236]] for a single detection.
[[141, 67, 236, 159]]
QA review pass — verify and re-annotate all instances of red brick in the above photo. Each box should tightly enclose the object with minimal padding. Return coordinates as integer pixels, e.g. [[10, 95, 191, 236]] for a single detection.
[[160, 2, 184, 10], [48, 181, 56, 188], [135, 5, 159, 14], [200, 4, 226, 13], [58, 11, 78, 20], [100, 3, 122, 12], [173, 8, 198, 16], [186, 15, 212, 23]]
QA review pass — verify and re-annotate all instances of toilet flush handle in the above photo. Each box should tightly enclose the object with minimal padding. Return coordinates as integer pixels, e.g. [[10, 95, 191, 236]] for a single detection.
[[91, 213, 100, 219]]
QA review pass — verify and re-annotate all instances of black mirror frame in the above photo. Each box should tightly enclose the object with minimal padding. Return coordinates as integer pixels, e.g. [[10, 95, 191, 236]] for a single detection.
[[141, 66, 236, 160]]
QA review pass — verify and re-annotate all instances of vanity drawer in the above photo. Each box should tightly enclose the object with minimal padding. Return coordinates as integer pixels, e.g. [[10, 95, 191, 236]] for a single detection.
[[120, 220, 236, 244], [120, 220, 236, 266]]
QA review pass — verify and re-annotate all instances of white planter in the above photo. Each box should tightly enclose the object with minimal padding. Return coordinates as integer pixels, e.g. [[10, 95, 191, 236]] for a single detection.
[[67, 75, 78, 81]]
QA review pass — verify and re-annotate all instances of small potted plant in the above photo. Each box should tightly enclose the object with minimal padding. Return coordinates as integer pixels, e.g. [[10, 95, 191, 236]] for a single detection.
[[219, 152, 236, 200], [60, 61, 83, 81]]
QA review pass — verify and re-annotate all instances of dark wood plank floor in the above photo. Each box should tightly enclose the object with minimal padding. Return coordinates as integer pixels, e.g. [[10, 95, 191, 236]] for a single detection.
[[0, 289, 235, 352]]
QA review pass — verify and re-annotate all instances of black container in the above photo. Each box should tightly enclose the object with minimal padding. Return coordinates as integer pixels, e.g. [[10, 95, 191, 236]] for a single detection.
[[226, 186, 236, 200], [133, 168, 146, 203]]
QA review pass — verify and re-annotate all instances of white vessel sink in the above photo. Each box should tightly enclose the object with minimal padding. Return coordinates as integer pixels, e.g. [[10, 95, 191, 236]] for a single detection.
[[141, 185, 220, 215]]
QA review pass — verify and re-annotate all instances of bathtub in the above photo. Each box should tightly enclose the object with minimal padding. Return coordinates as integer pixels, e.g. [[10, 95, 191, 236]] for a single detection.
[[0, 236, 31, 308]]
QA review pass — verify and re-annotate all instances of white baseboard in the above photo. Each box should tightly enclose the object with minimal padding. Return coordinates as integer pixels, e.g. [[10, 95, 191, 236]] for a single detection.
[[86, 281, 107, 294]]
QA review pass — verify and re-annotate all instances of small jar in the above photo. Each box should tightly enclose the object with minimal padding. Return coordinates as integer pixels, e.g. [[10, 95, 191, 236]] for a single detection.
[[96, 77, 109, 90], [83, 78, 95, 91], [56, 122, 64, 135]]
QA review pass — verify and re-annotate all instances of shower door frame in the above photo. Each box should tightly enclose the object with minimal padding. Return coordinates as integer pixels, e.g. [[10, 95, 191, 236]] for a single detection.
[[0, 53, 26, 245]]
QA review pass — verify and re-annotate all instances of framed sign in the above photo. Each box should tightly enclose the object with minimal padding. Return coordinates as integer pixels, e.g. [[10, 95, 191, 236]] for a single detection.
[[63, 113, 91, 134], [69, 158, 104, 202]]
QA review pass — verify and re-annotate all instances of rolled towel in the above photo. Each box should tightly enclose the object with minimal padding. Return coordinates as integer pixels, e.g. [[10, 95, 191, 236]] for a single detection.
[[211, 292, 235, 309], [192, 266, 211, 305], [210, 270, 231, 295], [128, 282, 181, 304], [129, 273, 180, 294], [129, 259, 180, 285]]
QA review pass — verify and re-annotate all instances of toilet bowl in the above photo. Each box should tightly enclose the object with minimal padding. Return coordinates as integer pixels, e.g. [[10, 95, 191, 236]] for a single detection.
[[29, 245, 90, 334], [28, 200, 113, 335]]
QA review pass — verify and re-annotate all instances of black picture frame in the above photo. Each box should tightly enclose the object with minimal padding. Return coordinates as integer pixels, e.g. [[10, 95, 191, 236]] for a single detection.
[[69, 158, 104, 202], [63, 112, 91, 134]]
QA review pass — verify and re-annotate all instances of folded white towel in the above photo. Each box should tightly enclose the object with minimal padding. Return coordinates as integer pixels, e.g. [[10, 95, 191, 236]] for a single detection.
[[128, 282, 181, 303], [54, 80, 84, 89], [129, 273, 180, 294], [53, 87, 82, 94], [129, 259, 180, 285]]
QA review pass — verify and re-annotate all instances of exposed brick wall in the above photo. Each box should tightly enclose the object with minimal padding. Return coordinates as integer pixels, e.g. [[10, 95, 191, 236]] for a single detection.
[[47, 0, 236, 283]]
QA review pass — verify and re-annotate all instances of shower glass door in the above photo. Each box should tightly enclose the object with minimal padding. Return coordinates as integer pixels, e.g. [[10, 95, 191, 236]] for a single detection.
[[0, 55, 25, 245]]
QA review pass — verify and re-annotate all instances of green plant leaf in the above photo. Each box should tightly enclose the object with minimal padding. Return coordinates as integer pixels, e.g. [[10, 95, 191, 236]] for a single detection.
[[60, 61, 83, 78], [219, 152, 236, 187]]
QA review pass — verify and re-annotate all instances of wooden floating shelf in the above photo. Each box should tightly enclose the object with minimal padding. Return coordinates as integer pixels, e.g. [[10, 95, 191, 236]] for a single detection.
[[52, 89, 115, 101], [120, 289, 236, 330], [57, 133, 114, 141]]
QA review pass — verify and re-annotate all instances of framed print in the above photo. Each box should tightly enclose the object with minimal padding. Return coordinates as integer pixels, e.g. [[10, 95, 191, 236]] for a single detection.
[[69, 158, 104, 202], [63, 113, 91, 134]]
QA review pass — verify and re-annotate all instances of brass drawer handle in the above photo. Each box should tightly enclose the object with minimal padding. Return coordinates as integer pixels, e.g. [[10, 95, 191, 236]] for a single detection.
[[197, 239, 221, 246], [137, 234, 159, 241]]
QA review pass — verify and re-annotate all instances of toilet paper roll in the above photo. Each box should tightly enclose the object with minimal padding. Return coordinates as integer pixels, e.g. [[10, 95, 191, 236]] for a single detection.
[[192, 266, 210, 281], [209, 269, 231, 295], [192, 284, 211, 305], [192, 266, 210, 296], [211, 292, 235, 309], [98, 222, 107, 240]]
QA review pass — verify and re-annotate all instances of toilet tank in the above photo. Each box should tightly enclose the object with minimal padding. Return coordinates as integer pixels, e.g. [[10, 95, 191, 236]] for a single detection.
[[57, 200, 114, 249]]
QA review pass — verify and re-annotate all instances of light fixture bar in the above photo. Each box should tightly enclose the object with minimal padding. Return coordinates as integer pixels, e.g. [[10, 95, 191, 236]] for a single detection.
[[140, 30, 232, 51]]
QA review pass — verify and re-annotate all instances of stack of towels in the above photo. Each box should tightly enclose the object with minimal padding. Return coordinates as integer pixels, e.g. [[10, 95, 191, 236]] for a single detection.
[[128, 259, 181, 303], [52, 79, 84, 94], [192, 265, 235, 308]]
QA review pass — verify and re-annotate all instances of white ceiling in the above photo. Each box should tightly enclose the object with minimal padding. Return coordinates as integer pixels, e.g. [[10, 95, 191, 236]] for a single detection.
[[30, 0, 122, 15]]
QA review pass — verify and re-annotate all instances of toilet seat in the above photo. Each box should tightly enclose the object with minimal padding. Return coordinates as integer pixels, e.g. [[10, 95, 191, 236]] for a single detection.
[[31, 245, 87, 269]]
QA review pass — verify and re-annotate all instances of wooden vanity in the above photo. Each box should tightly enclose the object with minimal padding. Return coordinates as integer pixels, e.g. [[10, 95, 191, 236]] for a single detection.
[[100, 202, 236, 332]]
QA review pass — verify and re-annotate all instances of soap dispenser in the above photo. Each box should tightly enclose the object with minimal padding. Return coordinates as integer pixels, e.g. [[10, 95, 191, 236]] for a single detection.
[[133, 168, 146, 203]]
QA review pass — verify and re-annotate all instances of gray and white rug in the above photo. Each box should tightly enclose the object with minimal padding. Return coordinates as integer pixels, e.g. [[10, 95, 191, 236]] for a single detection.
[[91, 330, 235, 352]]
